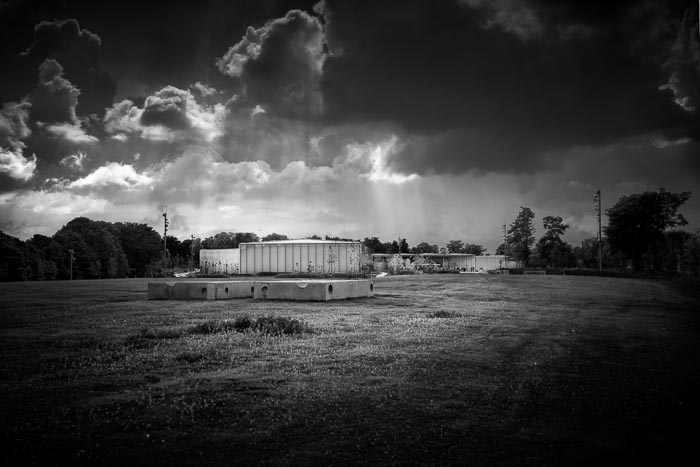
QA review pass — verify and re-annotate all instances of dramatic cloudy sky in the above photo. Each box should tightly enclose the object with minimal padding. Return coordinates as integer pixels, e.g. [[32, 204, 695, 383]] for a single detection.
[[1, 0, 698, 250]]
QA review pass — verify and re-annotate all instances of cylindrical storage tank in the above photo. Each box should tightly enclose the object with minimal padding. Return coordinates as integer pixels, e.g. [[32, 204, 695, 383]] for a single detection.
[[239, 240, 362, 275]]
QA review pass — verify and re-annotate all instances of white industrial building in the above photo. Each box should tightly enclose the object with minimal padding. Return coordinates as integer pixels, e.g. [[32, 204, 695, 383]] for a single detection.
[[200, 239, 365, 275]]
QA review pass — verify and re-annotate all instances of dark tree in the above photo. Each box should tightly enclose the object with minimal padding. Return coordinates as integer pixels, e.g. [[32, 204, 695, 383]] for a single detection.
[[263, 233, 289, 241], [362, 237, 386, 254], [411, 242, 438, 253], [495, 243, 506, 255], [447, 240, 465, 253], [201, 232, 259, 249], [52, 230, 99, 279], [507, 207, 536, 265], [0, 231, 31, 281], [682, 231, 700, 275], [112, 222, 163, 276], [56, 218, 129, 278], [390, 240, 400, 254], [606, 190, 690, 270], [463, 243, 486, 255], [399, 238, 409, 253], [535, 216, 574, 268]]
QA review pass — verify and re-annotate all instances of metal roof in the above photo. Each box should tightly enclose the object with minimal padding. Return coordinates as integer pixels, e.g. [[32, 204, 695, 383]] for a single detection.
[[241, 239, 360, 245]]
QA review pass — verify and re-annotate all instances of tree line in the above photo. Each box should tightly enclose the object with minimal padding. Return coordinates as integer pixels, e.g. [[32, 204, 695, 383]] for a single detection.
[[1, 189, 698, 281], [494, 189, 700, 274]]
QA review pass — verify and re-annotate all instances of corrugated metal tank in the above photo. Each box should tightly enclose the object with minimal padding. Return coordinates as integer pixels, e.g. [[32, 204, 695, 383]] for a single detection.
[[199, 249, 240, 274], [239, 240, 362, 274]]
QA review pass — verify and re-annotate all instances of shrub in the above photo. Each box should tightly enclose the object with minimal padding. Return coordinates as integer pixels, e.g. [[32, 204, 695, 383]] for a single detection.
[[251, 316, 308, 335], [128, 316, 310, 343], [428, 310, 461, 318], [175, 351, 204, 363]]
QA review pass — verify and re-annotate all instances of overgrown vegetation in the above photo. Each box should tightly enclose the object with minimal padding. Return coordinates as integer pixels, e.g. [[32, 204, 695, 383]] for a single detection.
[[133, 316, 311, 341], [428, 310, 462, 318]]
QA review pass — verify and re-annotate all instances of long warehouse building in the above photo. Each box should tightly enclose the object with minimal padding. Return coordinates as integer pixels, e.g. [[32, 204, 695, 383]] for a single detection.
[[200, 239, 365, 275]]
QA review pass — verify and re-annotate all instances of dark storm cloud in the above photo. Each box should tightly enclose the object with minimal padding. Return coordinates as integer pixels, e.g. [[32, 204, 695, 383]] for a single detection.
[[390, 128, 546, 175], [30, 59, 79, 124], [22, 18, 116, 117], [319, 0, 697, 175], [217, 9, 326, 118], [458, 0, 543, 41], [0, 101, 32, 145], [659, 4, 700, 112], [140, 86, 193, 130]]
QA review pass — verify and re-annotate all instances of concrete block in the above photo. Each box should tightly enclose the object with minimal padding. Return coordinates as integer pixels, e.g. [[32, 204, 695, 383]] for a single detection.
[[214, 281, 255, 299], [148, 281, 254, 300], [252, 279, 373, 301], [172, 282, 215, 300]]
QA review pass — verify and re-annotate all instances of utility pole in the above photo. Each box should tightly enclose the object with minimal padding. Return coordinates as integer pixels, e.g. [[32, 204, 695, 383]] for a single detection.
[[68, 248, 75, 280], [190, 234, 195, 271], [594, 190, 602, 272], [161, 206, 169, 267]]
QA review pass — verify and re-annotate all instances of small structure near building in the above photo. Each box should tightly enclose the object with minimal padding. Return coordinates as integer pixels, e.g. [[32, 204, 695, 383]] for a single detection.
[[199, 249, 240, 275], [372, 253, 518, 273]]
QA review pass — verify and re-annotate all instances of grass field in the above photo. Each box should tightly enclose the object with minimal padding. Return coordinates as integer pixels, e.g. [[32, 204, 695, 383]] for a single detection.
[[2, 275, 699, 466]]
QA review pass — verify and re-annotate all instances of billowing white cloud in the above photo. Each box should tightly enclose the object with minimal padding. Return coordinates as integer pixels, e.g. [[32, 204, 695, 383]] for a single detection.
[[217, 9, 326, 116], [68, 162, 153, 189], [45, 122, 98, 144], [190, 81, 218, 98], [338, 135, 418, 184], [59, 151, 88, 171], [0, 146, 37, 181], [103, 86, 228, 142]]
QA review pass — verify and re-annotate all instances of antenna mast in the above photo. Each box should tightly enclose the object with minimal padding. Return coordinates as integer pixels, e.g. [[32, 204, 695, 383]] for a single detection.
[[161, 205, 169, 262]]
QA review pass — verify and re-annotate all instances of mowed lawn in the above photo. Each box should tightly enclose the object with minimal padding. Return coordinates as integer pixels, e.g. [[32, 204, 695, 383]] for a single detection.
[[1, 275, 699, 466]]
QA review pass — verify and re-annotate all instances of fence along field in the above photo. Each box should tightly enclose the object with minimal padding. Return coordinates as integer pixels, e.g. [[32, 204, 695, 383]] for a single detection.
[[1, 274, 699, 465]]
